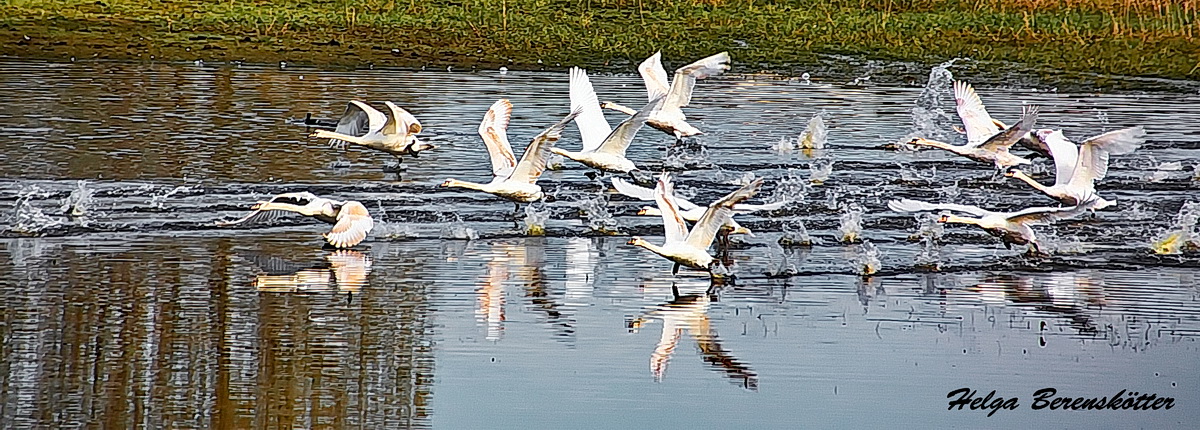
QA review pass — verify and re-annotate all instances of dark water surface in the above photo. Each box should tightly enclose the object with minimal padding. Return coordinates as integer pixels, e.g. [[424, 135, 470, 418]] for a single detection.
[[1, 59, 1198, 428]]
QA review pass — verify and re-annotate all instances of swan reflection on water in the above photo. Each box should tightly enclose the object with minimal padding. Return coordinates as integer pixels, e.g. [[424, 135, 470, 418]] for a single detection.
[[476, 238, 578, 342], [246, 250, 372, 294], [628, 281, 758, 390], [959, 272, 1107, 335]]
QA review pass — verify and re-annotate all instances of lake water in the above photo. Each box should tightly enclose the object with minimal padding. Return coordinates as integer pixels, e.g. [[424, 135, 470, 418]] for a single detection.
[[1, 58, 1198, 428]]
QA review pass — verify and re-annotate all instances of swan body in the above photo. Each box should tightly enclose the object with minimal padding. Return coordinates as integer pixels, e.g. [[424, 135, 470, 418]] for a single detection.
[[217, 192, 374, 248], [603, 51, 731, 139], [1006, 127, 1146, 209], [441, 100, 579, 203], [887, 198, 1092, 253], [628, 174, 763, 273], [910, 105, 1040, 170], [311, 100, 434, 158], [553, 67, 664, 173]]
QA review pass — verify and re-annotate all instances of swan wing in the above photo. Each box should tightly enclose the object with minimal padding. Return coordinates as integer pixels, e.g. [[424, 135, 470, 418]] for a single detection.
[[638, 51, 671, 102], [1007, 203, 1091, 225], [732, 200, 787, 214], [215, 192, 319, 226], [1069, 126, 1146, 188], [653, 173, 690, 245], [686, 178, 763, 249], [324, 201, 374, 248], [478, 99, 517, 178], [664, 51, 731, 110], [509, 109, 581, 183], [596, 96, 665, 156], [979, 105, 1038, 152], [954, 81, 1002, 147], [569, 67, 613, 152], [612, 177, 701, 211], [389, 101, 423, 135], [1039, 130, 1080, 187], [328, 101, 385, 145], [887, 198, 991, 217]]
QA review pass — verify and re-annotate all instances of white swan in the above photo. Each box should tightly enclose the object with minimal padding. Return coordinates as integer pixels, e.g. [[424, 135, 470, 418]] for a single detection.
[[251, 250, 372, 294], [217, 192, 374, 248], [602, 51, 731, 139], [552, 67, 664, 173], [916, 80, 1050, 157], [311, 100, 435, 159], [441, 100, 580, 205], [627, 173, 763, 274], [887, 198, 1093, 254], [1005, 127, 1146, 209], [611, 177, 784, 235], [909, 105, 1040, 171]]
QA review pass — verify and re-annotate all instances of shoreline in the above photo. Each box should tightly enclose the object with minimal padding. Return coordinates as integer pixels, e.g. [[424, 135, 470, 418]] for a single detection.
[[2, 1, 1198, 84]]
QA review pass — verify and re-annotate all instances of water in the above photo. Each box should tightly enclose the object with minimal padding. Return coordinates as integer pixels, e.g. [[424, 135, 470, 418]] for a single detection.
[[1, 58, 1199, 428]]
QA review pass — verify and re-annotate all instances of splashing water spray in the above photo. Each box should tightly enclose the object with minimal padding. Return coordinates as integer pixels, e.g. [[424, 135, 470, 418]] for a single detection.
[[523, 202, 550, 236], [911, 213, 943, 271], [779, 219, 816, 247], [907, 58, 964, 147], [1152, 201, 1200, 254], [853, 240, 881, 276], [808, 157, 834, 185], [837, 202, 864, 244]]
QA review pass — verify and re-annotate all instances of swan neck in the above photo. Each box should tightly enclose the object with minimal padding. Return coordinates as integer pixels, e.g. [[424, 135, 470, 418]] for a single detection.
[[942, 214, 981, 225]]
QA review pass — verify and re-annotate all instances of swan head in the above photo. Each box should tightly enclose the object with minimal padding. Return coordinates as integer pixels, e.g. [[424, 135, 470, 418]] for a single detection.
[[627, 236, 647, 247], [731, 226, 753, 236], [440, 178, 460, 187], [1004, 167, 1020, 178], [937, 214, 950, 223], [908, 137, 931, 146], [407, 138, 437, 156]]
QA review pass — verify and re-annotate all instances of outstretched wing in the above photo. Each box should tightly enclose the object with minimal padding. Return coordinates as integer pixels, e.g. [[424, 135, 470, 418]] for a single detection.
[[1038, 129, 1080, 187], [324, 201, 374, 248], [215, 192, 318, 226], [686, 178, 762, 249], [887, 198, 991, 218], [1007, 203, 1091, 225], [954, 81, 1001, 147], [611, 177, 701, 211], [596, 96, 665, 156], [664, 51, 730, 110], [979, 105, 1038, 152], [478, 99, 517, 178], [653, 173, 691, 245], [638, 51, 671, 102], [732, 200, 787, 214], [381, 101, 421, 137], [569, 67, 613, 152], [508, 109, 581, 183], [1068, 126, 1146, 189], [329, 101, 386, 146]]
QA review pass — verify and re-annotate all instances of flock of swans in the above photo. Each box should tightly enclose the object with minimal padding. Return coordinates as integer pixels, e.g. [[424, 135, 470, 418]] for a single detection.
[[218, 51, 1151, 278]]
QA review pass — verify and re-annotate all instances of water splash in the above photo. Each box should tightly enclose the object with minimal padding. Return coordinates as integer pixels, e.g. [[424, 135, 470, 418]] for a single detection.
[[547, 154, 566, 171], [909, 59, 963, 145], [778, 219, 817, 247], [771, 136, 793, 153], [439, 214, 479, 240], [59, 180, 96, 222], [1192, 163, 1200, 182], [148, 185, 195, 210], [578, 194, 619, 234], [853, 240, 881, 276], [768, 168, 809, 204], [764, 240, 799, 277], [522, 202, 550, 236], [9, 185, 65, 235], [837, 202, 865, 244], [911, 213, 943, 270], [1151, 201, 1200, 254], [808, 157, 834, 185], [937, 181, 962, 201], [798, 114, 828, 156], [897, 163, 937, 184], [662, 141, 715, 170], [1040, 229, 1087, 255], [378, 221, 418, 239]]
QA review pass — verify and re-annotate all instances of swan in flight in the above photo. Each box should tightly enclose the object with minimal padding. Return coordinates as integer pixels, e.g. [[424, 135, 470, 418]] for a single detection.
[[310, 100, 435, 160], [217, 192, 374, 248], [1005, 127, 1146, 209], [909, 104, 1040, 171], [913, 80, 1050, 157], [441, 100, 580, 206], [552, 67, 664, 174], [628, 173, 763, 274], [612, 177, 784, 236], [602, 51, 731, 139], [887, 198, 1093, 254]]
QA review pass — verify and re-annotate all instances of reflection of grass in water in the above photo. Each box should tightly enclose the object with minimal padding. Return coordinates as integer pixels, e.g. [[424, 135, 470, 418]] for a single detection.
[[1, 1, 1197, 78]]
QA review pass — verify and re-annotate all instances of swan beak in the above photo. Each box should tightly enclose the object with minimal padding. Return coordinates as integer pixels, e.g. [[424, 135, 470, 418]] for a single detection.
[[626, 237, 640, 245], [439, 179, 453, 187], [937, 215, 949, 223], [1004, 168, 1017, 177], [733, 226, 752, 235], [636, 208, 649, 215]]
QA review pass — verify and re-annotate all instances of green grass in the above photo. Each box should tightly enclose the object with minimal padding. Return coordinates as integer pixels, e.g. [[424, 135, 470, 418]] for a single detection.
[[1, 0, 1197, 78]]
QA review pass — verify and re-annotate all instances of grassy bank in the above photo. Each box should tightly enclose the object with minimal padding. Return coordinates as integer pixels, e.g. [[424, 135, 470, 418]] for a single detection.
[[2, 0, 1197, 78]]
